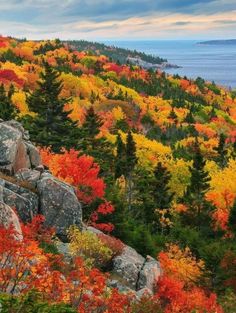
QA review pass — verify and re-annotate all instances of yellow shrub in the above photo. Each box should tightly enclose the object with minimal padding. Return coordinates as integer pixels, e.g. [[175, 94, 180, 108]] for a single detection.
[[68, 226, 113, 267]]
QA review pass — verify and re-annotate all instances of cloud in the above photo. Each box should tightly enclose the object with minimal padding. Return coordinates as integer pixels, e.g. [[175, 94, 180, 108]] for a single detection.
[[0, 0, 235, 39], [172, 21, 192, 26]]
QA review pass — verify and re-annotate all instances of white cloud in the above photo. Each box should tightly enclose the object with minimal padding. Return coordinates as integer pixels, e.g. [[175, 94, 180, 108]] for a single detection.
[[0, 0, 235, 39]]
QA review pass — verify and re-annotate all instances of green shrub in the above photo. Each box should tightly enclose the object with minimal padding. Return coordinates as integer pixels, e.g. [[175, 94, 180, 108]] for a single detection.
[[0, 291, 76, 313]]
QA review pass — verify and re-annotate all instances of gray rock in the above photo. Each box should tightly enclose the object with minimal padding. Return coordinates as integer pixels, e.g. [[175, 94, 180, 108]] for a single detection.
[[112, 245, 145, 289], [35, 165, 45, 173], [15, 168, 41, 187], [37, 173, 82, 241], [0, 178, 38, 222], [25, 142, 42, 168], [85, 225, 103, 235], [136, 288, 153, 299], [0, 123, 30, 174], [136, 256, 161, 292], [107, 279, 134, 293], [4, 120, 26, 137], [0, 200, 22, 238], [56, 242, 71, 261]]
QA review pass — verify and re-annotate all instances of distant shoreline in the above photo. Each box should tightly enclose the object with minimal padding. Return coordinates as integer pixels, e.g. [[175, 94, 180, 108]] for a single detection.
[[198, 39, 236, 45]]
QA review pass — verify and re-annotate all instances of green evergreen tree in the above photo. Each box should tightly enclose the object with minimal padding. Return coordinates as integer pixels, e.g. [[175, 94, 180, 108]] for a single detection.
[[150, 162, 174, 230], [228, 199, 236, 235], [184, 138, 211, 229], [168, 108, 178, 122], [125, 131, 138, 210], [79, 106, 113, 180], [135, 167, 156, 223], [152, 162, 174, 210], [209, 107, 217, 119], [184, 109, 195, 123], [0, 83, 18, 121], [8, 84, 15, 99], [114, 133, 126, 179], [79, 106, 103, 151], [89, 90, 97, 104], [25, 62, 78, 152], [214, 133, 228, 168], [126, 131, 137, 176]]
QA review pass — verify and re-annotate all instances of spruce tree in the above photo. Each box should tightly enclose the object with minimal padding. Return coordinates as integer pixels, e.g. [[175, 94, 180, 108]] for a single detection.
[[114, 133, 126, 179], [214, 133, 228, 168], [150, 162, 174, 229], [25, 62, 78, 152], [0, 84, 18, 121], [135, 168, 156, 224], [79, 106, 113, 180], [126, 131, 137, 175], [168, 108, 178, 122], [152, 162, 174, 210], [8, 84, 15, 99], [184, 109, 195, 123], [184, 138, 211, 229], [209, 107, 217, 119], [125, 131, 137, 210], [228, 199, 236, 235], [79, 106, 103, 151]]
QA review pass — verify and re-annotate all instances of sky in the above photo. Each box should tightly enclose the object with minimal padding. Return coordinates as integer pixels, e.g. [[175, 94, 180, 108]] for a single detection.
[[0, 0, 236, 40]]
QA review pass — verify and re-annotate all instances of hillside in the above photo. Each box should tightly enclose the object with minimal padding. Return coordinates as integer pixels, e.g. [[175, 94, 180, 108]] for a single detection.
[[0, 35, 236, 312], [64, 39, 169, 67]]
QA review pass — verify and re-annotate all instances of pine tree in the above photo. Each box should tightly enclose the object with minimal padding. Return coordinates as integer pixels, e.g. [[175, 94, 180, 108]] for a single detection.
[[126, 131, 137, 175], [214, 133, 228, 168], [89, 90, 97, 104], [25, 62, 78, 152], [184, 138, 211, 229], [0, 84, 18, 121], [125, 131, 137, 210], [184, 109, 195, 123], [135, 167, 156, 224], [209, 107, 217, 119], [79, 106, 113, 180], [228, 199, 236, 235], [150, 162, 174, 230], [79, 106, 103, 151], [8, 84, 15, 99], [152, 162, 174, 210], [168, 108, 178, 123], [114, 133, 126, 179]]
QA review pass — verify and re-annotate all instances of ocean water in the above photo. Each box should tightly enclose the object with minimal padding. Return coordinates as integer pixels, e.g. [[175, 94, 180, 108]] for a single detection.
[[103, 40, 236, 89]]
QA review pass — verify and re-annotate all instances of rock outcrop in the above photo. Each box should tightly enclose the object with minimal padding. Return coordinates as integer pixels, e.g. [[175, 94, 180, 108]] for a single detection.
[[112, 245, 161, 294], [37, 173, 82, 241], [0, 120, 83, 240], [113, 246, 145, 289], [0, 199, 22, 238], [0, 120, 161, 295], [0, 121, 40, 174]]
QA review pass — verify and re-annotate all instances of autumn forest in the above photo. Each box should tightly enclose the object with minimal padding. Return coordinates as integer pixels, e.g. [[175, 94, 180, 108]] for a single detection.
[[0, 35, 236, 312]]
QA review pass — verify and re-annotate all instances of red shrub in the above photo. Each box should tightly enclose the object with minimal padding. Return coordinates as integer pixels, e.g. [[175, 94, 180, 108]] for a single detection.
[[97, 233, 125, 258]]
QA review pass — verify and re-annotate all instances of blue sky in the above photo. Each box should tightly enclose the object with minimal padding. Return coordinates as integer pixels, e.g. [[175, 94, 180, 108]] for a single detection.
[[0, 0, 236, 40]]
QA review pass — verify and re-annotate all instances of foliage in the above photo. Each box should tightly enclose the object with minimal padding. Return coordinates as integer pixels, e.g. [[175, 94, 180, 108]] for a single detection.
[[0, 35, 236, 310], [0, 83, 18, 120], [68, 227, 113, 267], [183, 138, 211, 229], [97, 233, 125, 258], [159, 244, 205, 286], [24, 62, 78, 152], [156, 275, 223, 313], [40, 148, 105, 204]]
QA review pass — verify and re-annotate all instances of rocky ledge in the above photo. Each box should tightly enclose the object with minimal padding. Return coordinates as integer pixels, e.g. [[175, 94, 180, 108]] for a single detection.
[[0, 120, 161, 295], [127, 56, 181, 70]]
